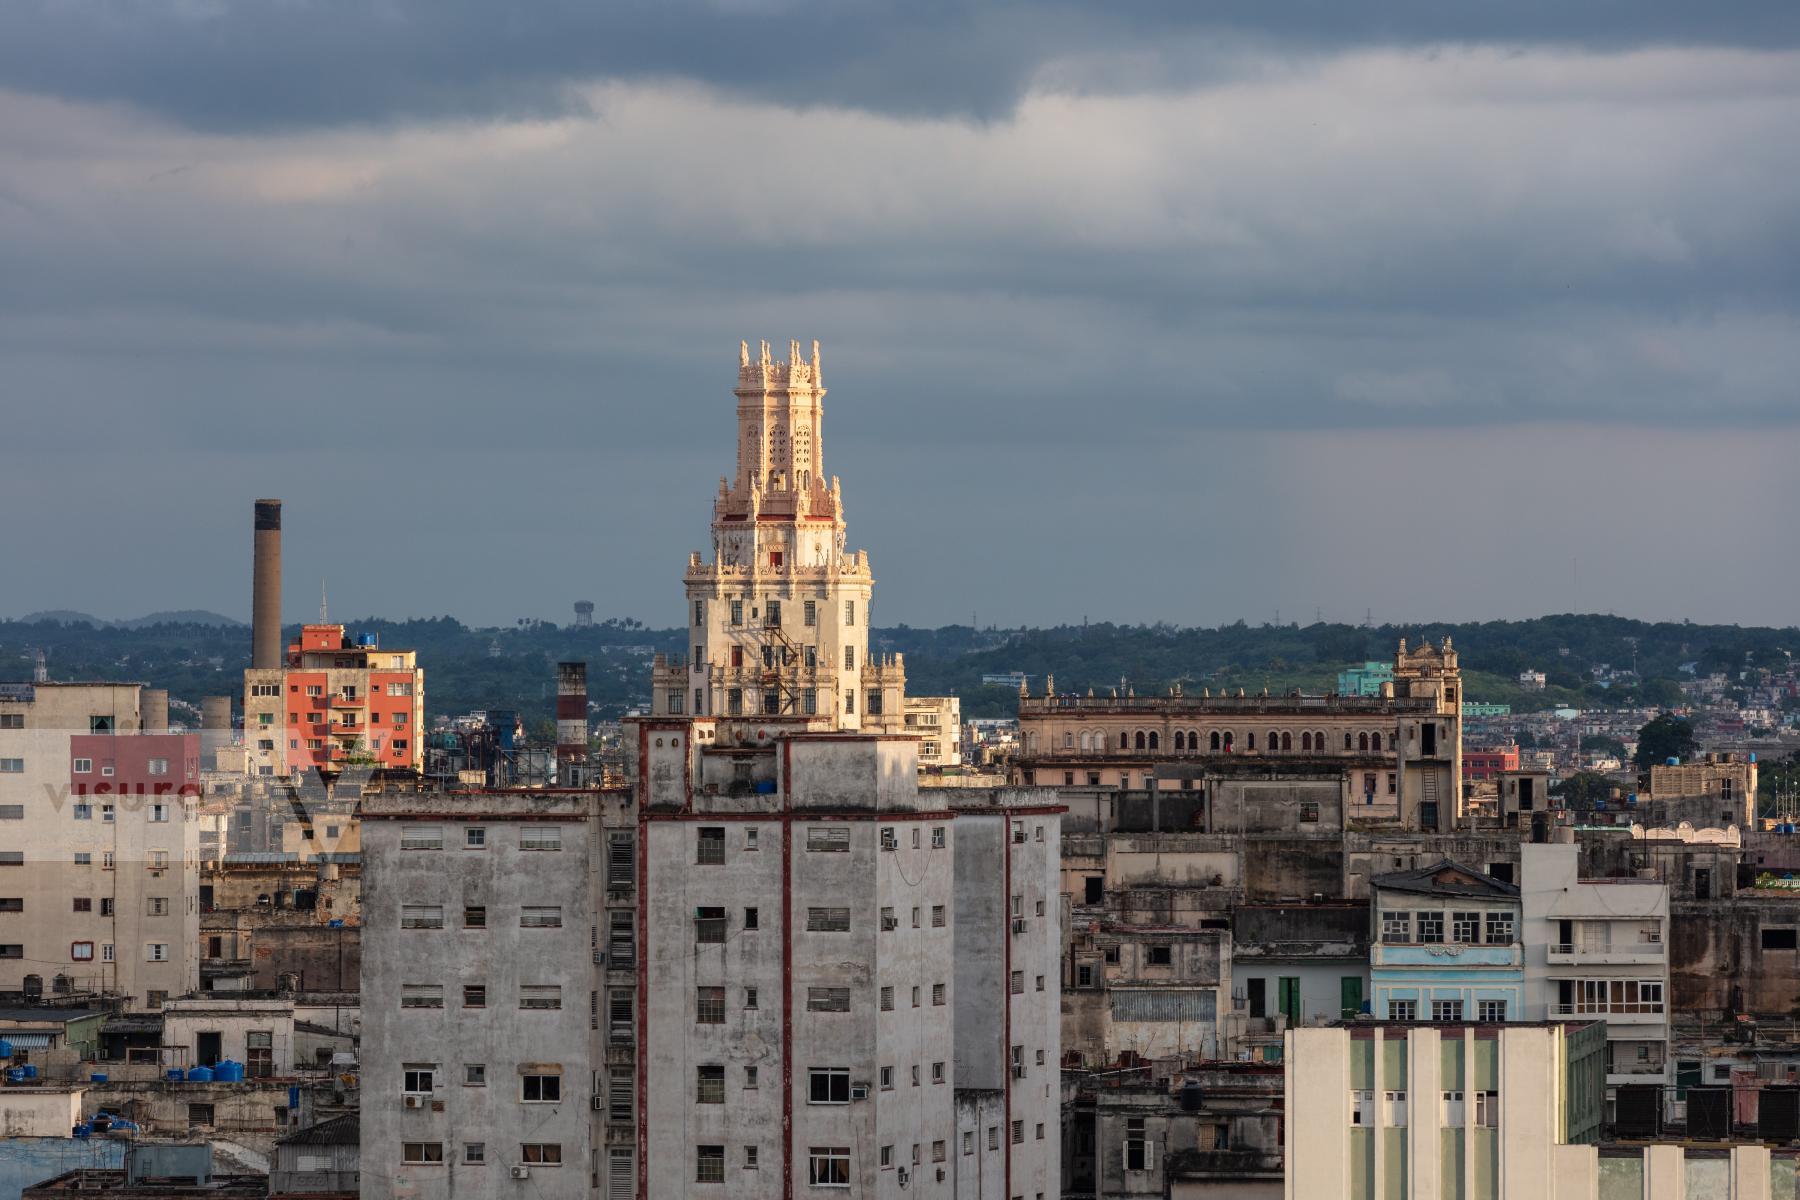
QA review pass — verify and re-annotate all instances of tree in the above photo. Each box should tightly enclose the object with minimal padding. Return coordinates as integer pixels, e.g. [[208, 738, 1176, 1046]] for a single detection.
[[1634, 712, 1697, 771], [1551, 772, 1616, 809], [1581, 734, 1628, 759]]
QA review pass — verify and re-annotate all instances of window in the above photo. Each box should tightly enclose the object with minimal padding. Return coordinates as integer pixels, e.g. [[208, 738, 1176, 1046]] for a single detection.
[[520, 1144, 562, 1166], [1417, 912, 1444, 943], [931, 825, 946, 849], [402, 1143, 444, 1164], [744, 988, 758, 1009], [1388, 999, 1416, 1021], [463, 984, 486, 1008], [745, 1146, 759, 1169], [1299, 801, 1320, 823], [845, 647, 856, 670], [802, 688, 817, 715], [463, 1063, 487, 1086], [401, 826, 443, 850], [695, 906, 727, 943], [1431, 999, 1463, 1022], [402, 984, 444, 1009], [102, 804, 115, 823], [867, 689, 883, 715], [804, 600, 817, 627], [807, 827, 849, 853], [146, 897, 169, 917], [401, 905, 443, 929], [744, 907, 759, 930], [72, 757, 91, 774], [1124, 1118, 1148, 1170], [879, 986, 893, 1011], [696, 987, 725, 1024], [0, 945, 23, 959], [74, 853, 90, 866], [809, 1148, 851, 1188], [807, 987, 851, 1012], [730, 600, 744, 626], [1484, 912, 1514, 944], [932, 1062, 945, 1083], [403, 1064, 437, 1094], [463, 905, 486, 928], [1381, 911, 1410, 944], [1012, 1121, 1024, 1144], [1762, 928, 1798, 951], [520, 906, 562, 929], [0, 898, 20, 913], [1385, 1090, 1408, 1125], [72, 804, 91, 820], [844, 601, 856, 626], [520, 826, 562, 851], [1477, 1000, 1507, 1022], [932, 905, 945, 928], [844, 689, 854, 713], [809, 1068, 850, 1104], [1147, 945, 1173, 966], [727, 689, 743, 716], [696, 1066, 724, 1104], [1011, 970, 1024, 995], [70, 942, 93, 961], [932, 983, 946, 1006], [464, 1143, 485, 1165], [880, 827, 898, 852], [807, 907, 850, 932], [519, 985, 561, 1010], [1452, 912, 1480, 943], [1474, 1090, 1499, 1127], [146, 943, 169, 962], [696, 827, 725, 864], [697, 1145, 725, 1183], [880, 1066, 894, 1090], [1442, 1090, 1466, 1125]]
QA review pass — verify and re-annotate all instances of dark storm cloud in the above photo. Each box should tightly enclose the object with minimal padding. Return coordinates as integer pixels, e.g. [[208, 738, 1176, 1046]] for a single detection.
[[0, 1, 1797, 131]]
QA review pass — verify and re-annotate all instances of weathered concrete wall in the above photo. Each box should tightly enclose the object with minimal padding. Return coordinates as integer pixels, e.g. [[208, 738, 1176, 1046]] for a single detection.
[[0, 1088, 84, 1137]]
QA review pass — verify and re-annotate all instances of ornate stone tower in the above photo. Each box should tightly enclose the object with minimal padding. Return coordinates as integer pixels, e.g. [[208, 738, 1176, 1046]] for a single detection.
[[652, 340, 905, 733]]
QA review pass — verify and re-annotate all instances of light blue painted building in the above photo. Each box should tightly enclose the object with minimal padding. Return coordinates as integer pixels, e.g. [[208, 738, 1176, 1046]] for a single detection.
[[1369, 860, 1524, 1024], [1337, 661, 1394, 697]]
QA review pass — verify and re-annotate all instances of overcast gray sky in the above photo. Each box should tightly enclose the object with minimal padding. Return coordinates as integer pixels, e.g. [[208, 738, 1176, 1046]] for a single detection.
[[2, 2, 1797, 630]]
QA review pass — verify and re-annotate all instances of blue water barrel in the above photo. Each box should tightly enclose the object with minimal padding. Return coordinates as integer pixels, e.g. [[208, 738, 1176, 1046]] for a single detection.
[[753, 778, 776, 794], [1666, 756, 1679, 766], [72, 1122, 90, 1139], [18, 1064, 35, 1080], [186, 1065, 214, 1082], [167, 1069, 184, 1082], [6, 1068, 27, 1084], [0, 1038, 14, 1059], [88, 1073, 107, 1083], [214, 1060, 244, 1083]]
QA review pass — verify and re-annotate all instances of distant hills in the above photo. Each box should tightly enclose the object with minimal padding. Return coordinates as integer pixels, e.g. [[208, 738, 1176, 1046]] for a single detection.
[[19, 610, 244, 629], [1, 611, 1794, 725]]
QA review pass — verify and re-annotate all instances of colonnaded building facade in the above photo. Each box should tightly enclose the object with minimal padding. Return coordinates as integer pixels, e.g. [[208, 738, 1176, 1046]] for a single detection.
[[1012, 638, 1466, 831]]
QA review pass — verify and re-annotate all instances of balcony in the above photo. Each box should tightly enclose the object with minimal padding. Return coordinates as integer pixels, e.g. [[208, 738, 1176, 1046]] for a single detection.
[[329, 694, 362, 709], [1550, 1003, 1665, 1025], [1546, 942, 1664, 966], [1372, 943, 1522, 969]]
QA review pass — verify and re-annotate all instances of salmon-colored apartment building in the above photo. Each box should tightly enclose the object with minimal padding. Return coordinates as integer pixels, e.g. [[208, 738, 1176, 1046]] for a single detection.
[[243, 624, 424, 777]]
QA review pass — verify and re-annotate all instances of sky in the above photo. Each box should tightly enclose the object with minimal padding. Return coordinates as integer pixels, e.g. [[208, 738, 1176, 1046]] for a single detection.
[[2, 2, 1798, 631]]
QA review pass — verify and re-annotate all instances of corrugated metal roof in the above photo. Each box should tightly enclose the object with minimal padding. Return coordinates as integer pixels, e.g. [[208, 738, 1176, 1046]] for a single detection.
[[279, 1113, 358, 1146]]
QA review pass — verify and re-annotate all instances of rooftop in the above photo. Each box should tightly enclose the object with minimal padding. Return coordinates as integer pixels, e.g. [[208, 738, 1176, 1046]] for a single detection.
[[278, 1113, 357, 1147]]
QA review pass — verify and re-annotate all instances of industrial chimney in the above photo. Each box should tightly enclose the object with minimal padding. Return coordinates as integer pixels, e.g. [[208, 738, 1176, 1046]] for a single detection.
[[556, 662, 589, 785], [252, 500, 283, 670]]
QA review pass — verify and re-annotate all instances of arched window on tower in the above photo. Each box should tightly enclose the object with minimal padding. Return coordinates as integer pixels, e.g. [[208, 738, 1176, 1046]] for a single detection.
[[1246, 732, 1256, 751], [1281, 731, 1292, 751], [1344, 732, 1354, 751], [1134, 731, 1146, 751], [1148, 732, 1159, 751], [1371, 732, 1383, 751], [1358, 732, 1369, 752], [1222, 732, 1233, 752], [1267, 731, 1279, 752], [1301, 732, 1313, 752], [1121, 732, 1130, 750], [1211, 731, 1222, 752]]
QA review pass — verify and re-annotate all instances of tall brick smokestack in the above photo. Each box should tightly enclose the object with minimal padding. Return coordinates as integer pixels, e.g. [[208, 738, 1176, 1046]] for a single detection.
[[252, 499, 282, 670], [556, 661, 588, 783]]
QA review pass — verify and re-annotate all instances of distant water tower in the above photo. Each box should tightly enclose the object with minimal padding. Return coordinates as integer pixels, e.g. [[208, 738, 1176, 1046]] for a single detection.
[[573, 601, 595, 628]]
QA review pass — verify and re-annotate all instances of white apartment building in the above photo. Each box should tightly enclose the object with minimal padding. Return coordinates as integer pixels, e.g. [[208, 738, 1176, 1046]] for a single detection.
[[361, 789, 602, 1199], [1519, 842, 1670, 1092], [1285, 1022, 1776, 1200], [635, 724, 1062, 1200], [906, 696, 963, 771], [0, 682, 200, 1009]]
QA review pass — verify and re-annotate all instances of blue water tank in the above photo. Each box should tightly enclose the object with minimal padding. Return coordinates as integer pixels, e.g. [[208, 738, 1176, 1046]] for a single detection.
[[1666, 756, 1680, 766], [72, 1122, 90, 1139], [19, 1064, 36, 1080], [753, 778, 777, 794], [214, 1059, 244, 1083], [357, 633, 378, 648], [186, 1065, 214, 1082], [166, 1069, 184, 1082], [328, 918, 345, 929], [6, 1068, 27, 1084], [0, 1039, 12, 1060], [1751, 752, 1758, 763]]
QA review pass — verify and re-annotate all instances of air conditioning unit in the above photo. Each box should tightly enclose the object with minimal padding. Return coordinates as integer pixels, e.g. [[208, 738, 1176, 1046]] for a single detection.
[[880, 917, 898, 931], [896, 1167, 909, 1188], [850, 1084, 869, 1101], [403, 1094, 425, 1108], [510, 1165, 531, 1180]]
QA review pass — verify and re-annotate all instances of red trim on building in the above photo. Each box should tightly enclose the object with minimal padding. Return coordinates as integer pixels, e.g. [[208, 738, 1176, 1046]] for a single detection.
[[1002, 822, 1013, 1200]]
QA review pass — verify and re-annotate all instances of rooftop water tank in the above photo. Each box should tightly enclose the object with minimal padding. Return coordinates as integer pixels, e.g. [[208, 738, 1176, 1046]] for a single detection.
[[1666, 757, 1680, 766], [213, 1060, 244, 1083], [186, 1065, 214, 1083]]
